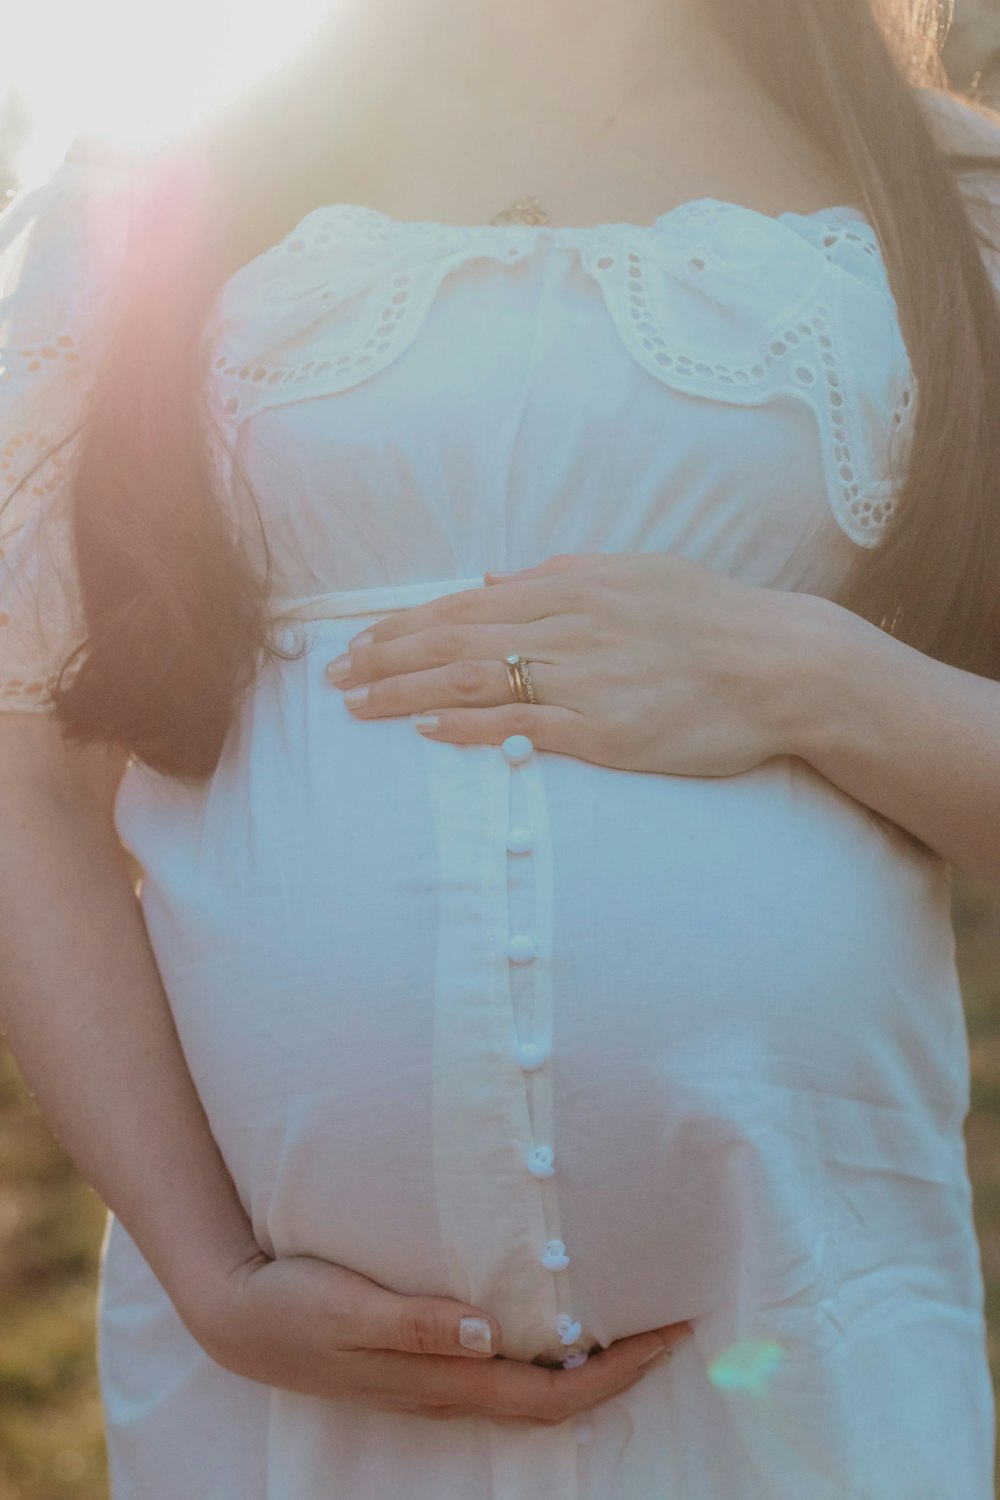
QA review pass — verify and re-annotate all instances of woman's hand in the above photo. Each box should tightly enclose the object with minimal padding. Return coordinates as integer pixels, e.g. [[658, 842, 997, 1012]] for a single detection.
[[192, 1248, 693, 1425], [326, 552, 824, 776]]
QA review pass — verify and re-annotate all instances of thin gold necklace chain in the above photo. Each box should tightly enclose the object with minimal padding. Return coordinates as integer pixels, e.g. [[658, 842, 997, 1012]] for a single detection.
[[486, 48, 671, 226]]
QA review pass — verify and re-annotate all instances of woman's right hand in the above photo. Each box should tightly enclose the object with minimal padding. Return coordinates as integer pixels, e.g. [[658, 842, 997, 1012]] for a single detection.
[[193, 1247, 694, 1427]]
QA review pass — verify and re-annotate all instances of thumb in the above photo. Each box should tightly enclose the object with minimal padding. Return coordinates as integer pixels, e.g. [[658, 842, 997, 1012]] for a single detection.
[[359, 1285, 503, 1359]]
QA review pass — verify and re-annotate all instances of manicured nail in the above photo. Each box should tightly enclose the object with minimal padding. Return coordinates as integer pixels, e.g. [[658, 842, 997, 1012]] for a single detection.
[[343, 686, 369, 708], [349, 630, 375, 649], [326, 654, 352, 683], [413, 714, 440, 735], [459, 1317, 493, 1354]]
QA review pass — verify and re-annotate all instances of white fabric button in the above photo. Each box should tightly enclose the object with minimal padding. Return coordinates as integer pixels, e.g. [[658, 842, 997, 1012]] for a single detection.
[[501, 733, 533, 765], [506, 825, 534, 854], [564, 1351, 590, 1371], [527, 1145, 555, 1178], [555, 1315, 583, 1346], [572, 1416, 595, 1443], [507, 933, 536, 964], [542, 1239, 570, 1271], [513, 1039, 547, 1072]]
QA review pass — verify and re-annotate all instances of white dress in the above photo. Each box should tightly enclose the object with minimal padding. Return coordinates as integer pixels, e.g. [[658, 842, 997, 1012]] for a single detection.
[[1, 94, 997, 1499]]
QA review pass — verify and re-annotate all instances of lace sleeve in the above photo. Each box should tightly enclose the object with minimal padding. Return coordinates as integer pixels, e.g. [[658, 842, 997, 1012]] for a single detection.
[[0, 156, 134, 712]]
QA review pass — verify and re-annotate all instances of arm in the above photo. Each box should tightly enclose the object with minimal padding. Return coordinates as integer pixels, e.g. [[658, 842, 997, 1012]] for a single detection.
[[783, 594, 1000, 885], [0, 713, 262, 1333]]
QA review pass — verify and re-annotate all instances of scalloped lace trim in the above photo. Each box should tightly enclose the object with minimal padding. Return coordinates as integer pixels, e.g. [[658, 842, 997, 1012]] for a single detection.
[[589, 237, 910, 547], [203, 199, 912, 551]]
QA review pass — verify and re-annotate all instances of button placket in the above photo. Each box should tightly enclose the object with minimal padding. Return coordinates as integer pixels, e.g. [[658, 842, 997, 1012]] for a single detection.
[[501, 735, 586, 1370], [504, 735, 542, 1078]]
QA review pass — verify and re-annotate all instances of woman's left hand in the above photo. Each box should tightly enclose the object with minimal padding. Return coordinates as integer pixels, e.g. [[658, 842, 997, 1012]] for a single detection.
[[325, 552, 824, 777]]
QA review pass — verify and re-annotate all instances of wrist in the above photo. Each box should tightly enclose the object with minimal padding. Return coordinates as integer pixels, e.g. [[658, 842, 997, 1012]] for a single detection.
[[763, 589, 866, 766], [158, 1216, 266, 1344], [181, 1241, 274, 1366]]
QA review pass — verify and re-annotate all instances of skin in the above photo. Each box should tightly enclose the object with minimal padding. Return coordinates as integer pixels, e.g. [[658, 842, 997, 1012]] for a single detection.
[[324, 552, 819, 775], [303, 0, 855, 230]]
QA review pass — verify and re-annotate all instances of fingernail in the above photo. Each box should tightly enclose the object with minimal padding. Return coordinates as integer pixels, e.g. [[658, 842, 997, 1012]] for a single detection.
[[485, 570, 516, 579], [459, 1317, 493, 1354], [639, 1345, 671, 1366], [413, 714, 440, 735], [349, 630, 375, 649], [343, 686, 369, 708], [326, 654, 352, 683]]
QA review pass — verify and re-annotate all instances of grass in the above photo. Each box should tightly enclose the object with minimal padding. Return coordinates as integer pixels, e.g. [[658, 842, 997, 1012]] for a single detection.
[[0, 870, 998, 1499], [0, 1044, 109, 1500]]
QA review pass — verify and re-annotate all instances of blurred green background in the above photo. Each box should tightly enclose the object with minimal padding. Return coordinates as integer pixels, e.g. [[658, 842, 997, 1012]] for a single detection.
[[2, 3, 1000, 1497]]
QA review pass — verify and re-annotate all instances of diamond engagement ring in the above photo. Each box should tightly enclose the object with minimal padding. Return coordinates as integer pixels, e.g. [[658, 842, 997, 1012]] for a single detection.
[[505, 652, 538, 704]]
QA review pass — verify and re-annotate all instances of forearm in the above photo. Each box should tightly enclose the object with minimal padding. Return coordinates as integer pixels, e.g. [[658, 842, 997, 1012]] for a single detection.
[[780, 594, 1000, 884], [0, 775, 260, 1332]]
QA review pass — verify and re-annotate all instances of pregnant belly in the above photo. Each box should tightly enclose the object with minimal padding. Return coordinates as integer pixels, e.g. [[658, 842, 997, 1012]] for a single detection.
[[114, 647, 966, 1367]]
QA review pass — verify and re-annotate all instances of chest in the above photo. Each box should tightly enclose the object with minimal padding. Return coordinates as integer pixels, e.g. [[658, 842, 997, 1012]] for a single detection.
[[225, 238, 857, 602], [348, 80, 858, 232]]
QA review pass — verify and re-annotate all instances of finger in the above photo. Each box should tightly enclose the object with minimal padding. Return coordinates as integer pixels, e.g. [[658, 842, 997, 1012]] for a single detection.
[[565, 1329, 693, 1417], [328, 623, 554, 691], [348, 1285, 503, 1360], [355, 1320, 695, 1421], [346, 572, 582, 649], [517, 1322, 694, 1420], [409, 702, 593, 758], [484, 552, 617, 584], [338, 660, 562, 720]]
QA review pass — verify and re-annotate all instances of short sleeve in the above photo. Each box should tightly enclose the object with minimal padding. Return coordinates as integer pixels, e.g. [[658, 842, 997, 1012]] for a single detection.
[[0, 156, 134, 712]]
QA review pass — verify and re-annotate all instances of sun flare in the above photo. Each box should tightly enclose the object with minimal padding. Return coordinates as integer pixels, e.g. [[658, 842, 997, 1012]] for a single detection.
[[2, 0, 335, 188]]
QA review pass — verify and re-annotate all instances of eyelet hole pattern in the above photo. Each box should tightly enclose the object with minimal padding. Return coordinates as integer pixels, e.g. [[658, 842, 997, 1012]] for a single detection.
[[209, 210, 895, 545], [617, 255, 892, 539]]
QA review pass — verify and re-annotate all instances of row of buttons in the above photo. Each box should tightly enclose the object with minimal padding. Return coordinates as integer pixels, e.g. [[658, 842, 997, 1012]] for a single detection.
[[502, 734, 588, 1376], [503, 742, 538, 968]]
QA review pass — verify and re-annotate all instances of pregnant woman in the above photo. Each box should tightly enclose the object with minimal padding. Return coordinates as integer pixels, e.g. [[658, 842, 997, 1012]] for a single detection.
[[2, 0, 1000, 1494]]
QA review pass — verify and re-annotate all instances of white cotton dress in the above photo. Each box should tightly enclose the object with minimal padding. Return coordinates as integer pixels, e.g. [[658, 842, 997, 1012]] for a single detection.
[[1, 91, 997, 1500]]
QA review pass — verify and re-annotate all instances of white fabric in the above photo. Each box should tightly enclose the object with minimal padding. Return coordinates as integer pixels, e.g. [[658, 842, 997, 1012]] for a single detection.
[[2, 88, 999, 1498]]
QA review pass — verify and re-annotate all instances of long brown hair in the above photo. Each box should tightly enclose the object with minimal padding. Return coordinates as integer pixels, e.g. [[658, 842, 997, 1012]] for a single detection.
[[20, 0, 1000, 779]]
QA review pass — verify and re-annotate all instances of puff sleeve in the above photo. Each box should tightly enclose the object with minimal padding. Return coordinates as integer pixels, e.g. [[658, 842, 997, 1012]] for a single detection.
[[0, 157, 134, 712]]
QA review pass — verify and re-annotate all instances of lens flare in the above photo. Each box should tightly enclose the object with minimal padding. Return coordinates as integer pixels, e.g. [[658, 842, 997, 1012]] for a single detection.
[[2, 0, 333, 187], [708, 1338, 785, 1395]]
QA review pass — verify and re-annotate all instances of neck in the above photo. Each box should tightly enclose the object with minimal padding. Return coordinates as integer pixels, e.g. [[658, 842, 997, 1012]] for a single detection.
[[434, 0, 711, 108], [321, 0, 725, 143], [196, 0, 740, 238]]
